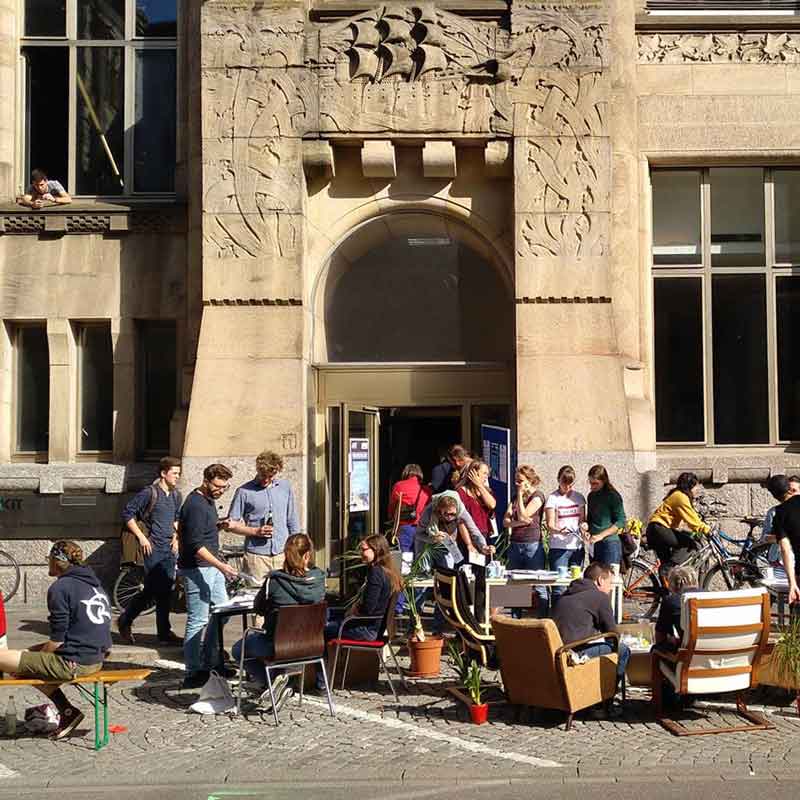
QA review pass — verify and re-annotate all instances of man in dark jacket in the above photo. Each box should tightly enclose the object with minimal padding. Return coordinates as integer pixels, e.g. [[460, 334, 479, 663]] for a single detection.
[[552, 562, 630, 683], [0, 540, 112, 739]]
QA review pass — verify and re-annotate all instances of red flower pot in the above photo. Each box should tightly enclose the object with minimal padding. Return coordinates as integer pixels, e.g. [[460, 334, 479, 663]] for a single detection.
[[469, 703, 489, 725]]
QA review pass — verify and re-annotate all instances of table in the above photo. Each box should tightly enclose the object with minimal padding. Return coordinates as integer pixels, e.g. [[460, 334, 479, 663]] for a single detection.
[[760, 576, 790, 626], [411, 573, 624, 632], [210, 593, 257, 712]]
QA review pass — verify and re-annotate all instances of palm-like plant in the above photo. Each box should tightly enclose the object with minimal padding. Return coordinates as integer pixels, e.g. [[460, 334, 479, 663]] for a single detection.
[[402, 540, 446, 643]]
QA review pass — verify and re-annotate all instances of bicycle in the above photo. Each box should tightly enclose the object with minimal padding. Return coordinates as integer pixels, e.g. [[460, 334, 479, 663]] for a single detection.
[[112, 543, 248, 616], [621, 498, 764, 620], [0, 548, 21, 603]]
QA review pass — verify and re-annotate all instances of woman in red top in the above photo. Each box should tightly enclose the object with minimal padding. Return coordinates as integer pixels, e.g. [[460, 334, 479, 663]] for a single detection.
[[456, 460, 496, 553], [387, 464, 431, 553]]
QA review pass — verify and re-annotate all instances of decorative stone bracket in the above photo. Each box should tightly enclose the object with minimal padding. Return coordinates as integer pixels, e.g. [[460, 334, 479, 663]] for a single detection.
[[0, 206, 187, 236]]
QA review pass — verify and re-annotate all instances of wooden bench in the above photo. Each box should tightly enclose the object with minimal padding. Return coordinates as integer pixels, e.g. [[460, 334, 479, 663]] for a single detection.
[[0, 668, 152, 750]]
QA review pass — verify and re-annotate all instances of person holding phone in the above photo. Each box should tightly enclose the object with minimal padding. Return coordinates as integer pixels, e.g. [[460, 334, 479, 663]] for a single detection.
[[224, 451, 301, 583]]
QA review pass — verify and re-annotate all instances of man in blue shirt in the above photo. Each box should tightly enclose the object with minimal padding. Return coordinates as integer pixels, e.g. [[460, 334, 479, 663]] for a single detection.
[[117, 456, 183, 645], [225, 451, 301, 582]]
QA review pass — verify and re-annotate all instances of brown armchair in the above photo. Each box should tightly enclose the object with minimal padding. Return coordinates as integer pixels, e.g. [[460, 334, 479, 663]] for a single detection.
[[493, 616, 619, 730]]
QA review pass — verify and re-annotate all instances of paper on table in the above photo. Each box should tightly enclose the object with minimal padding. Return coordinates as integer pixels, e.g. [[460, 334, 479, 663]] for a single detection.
[[468, 550, 487, 567]]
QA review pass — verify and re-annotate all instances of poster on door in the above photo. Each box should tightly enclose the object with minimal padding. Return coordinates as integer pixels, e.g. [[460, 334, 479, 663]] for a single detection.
[[348, 438, 370, 512], [481, 424, 511, 536]]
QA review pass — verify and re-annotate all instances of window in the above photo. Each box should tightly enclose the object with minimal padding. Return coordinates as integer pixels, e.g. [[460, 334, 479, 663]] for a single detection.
[[14, 324, 50, 454], [77, 323, 113, 452], [137, 320, 177, 454], [22, 0, 177, 196], [652, 167, 800, 445]]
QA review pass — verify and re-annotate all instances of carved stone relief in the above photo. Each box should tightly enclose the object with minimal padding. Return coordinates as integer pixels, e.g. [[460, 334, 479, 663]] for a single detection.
[[517, 212, 606, 261], [638, 32, 800, 64]]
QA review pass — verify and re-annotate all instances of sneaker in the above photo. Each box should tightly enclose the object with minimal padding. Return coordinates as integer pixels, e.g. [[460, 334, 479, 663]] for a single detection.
[[257, 674, 289, 711], [50, 707, 85, 740], [272, 686, 294, 715], [181, 671, 210, 690], [215, 664, 238, 680], [117, 619, 135, 645]]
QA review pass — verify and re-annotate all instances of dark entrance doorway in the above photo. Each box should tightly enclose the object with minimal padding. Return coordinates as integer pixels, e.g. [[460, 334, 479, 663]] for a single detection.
[[378, 406, 461, 522]]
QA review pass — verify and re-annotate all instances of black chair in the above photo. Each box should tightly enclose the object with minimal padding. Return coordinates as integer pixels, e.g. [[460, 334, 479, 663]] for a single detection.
[[237, 601, 335, 725], [433, 567, 496, 668], [329, 590, 406, 702]]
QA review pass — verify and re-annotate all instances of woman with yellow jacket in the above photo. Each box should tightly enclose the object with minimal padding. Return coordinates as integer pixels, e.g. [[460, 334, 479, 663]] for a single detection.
[[646, 472, 709, 574]]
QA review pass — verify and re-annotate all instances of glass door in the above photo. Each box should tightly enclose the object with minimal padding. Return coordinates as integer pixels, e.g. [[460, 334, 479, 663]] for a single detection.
[[337, 405, 379, 597]]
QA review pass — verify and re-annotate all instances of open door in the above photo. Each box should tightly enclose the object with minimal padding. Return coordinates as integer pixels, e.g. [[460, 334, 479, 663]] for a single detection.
[[333, 405, 379, 597]]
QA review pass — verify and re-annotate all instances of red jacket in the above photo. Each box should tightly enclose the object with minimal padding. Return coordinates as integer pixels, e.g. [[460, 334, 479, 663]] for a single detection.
[[0, 591, 6, 647], [387, 478, 431, 525]]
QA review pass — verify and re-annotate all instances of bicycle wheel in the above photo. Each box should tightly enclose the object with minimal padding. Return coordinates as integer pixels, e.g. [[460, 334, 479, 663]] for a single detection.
[[113, 565, 155, 616], [702, 559, 762, 592], [0, 550, 21, 603], [622, 558, 662, 621]]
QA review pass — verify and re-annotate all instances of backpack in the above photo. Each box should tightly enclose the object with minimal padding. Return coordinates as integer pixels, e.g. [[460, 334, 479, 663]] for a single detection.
[[120, 483, 182, 565]]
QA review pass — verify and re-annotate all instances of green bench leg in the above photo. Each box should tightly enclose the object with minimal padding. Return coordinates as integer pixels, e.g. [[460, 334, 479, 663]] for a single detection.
[[91, 682, 109, 751]]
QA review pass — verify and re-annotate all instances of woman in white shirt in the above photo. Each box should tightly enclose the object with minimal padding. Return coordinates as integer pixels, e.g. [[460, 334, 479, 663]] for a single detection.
[[544, 465, 587, 605]]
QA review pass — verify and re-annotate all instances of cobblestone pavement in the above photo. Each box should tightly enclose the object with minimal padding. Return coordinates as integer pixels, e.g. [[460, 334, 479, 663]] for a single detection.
[[4, 611, 800, 789]]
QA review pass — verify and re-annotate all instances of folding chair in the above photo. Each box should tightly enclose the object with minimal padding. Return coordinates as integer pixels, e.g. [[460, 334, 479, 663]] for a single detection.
[[237, 601, 335, 725], [329, 590, 406, 702]]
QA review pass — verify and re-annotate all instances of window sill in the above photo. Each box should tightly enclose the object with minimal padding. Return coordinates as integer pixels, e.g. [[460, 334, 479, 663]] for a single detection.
[[0, 200, 186, 236], [11, 452, 48, 463]]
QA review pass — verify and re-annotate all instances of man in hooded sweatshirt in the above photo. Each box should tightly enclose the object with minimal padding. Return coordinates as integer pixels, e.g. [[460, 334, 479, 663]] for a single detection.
[[552, 561, 630, 688], [0, 540, 112, 739]]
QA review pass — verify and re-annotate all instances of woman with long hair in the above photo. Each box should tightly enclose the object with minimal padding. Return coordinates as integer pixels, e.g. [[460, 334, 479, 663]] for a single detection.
[[232, 533, 326, 711], [582, 464, 626, 569], [456, 460, 497, 550], [317, 534, 403, 689], [645, 472, 709, 574], [504, 465, 548, 616]]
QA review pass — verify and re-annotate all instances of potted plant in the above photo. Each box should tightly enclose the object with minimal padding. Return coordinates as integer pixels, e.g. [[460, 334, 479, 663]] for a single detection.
[[464, 660, 488, 724], [761, 616, 800, 713], [402, 542, 446, 677]]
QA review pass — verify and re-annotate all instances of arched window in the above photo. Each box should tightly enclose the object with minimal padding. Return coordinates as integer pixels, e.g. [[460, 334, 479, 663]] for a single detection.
[[323, 215, 513, 363]]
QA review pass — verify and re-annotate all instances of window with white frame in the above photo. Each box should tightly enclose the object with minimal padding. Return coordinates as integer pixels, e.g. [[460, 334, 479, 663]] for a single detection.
[[21, 0, 177, 197], [652, 167, 800, 446]]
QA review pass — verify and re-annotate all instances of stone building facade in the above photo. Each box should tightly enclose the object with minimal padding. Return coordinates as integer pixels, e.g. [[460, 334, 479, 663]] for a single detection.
[[1, 0, 798, 602]]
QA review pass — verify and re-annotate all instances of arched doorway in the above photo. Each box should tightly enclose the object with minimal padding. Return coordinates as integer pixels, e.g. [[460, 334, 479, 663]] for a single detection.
[[313, 212, 515, 578]]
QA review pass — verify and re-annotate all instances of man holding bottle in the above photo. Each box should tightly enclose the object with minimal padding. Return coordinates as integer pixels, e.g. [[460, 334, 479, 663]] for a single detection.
[[225, 451, 301, 582]]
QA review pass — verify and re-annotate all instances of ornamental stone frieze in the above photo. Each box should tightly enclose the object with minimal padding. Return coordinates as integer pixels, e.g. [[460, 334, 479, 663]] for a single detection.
[[638, 31, 800, 64]]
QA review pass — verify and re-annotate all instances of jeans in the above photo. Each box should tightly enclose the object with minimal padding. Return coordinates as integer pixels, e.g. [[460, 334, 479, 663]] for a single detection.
[[231, 631, 274, 687], [592, 536, 622, 567], [120, 553, 176, 639], [507, 540, 548, 617], [549, 547, 585, 605], [576, 641, 631, 682], [181, 566, 229, 676]]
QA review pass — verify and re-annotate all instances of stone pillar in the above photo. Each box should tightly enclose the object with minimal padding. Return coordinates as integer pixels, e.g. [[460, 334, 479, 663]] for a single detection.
[[0, 319, 11, 461], [511, 1, 641, 501], [183, 0, 311, 519], [111, 317, 136, 463], [47, 318, 75, 463], [0, 0, 16, 197]]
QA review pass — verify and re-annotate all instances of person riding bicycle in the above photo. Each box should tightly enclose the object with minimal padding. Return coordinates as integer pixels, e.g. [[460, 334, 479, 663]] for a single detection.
[[645, 472, 709, 579]]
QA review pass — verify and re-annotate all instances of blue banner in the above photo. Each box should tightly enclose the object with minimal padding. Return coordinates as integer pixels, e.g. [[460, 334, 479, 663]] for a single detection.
[[481, 424, 511, 539]]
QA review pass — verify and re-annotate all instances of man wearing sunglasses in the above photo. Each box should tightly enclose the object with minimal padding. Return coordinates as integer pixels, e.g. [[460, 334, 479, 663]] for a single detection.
[[178, 463, 239, 689], [0, 540, 112, 740]]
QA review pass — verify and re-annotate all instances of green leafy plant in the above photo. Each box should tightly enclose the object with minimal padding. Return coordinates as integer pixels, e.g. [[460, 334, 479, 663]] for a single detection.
[[772, 615, 800, 687], [402, 540, 447, 643], [464, 660, 483, 705], [446, 639, 469, 685]]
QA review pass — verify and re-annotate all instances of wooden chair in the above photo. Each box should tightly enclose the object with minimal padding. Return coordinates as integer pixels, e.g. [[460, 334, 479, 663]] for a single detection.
[[237, 601, 335, 725], [651, 586, 773, 736], [493, 616, 619, 730], [433, 567, 496, 668], [329, 590, 406, 702]]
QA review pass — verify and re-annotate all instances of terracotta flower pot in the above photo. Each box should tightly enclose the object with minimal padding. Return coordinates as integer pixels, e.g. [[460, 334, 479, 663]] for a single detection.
[[470, 703, 489, 725], [406, 635, 444, 677]]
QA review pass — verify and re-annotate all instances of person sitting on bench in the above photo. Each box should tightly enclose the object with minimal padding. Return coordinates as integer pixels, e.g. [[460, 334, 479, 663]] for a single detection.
[[0, 540, 112, 739]]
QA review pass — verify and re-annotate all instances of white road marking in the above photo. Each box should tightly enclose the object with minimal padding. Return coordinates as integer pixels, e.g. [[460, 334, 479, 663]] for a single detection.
[[303, 698, 562, 768]]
